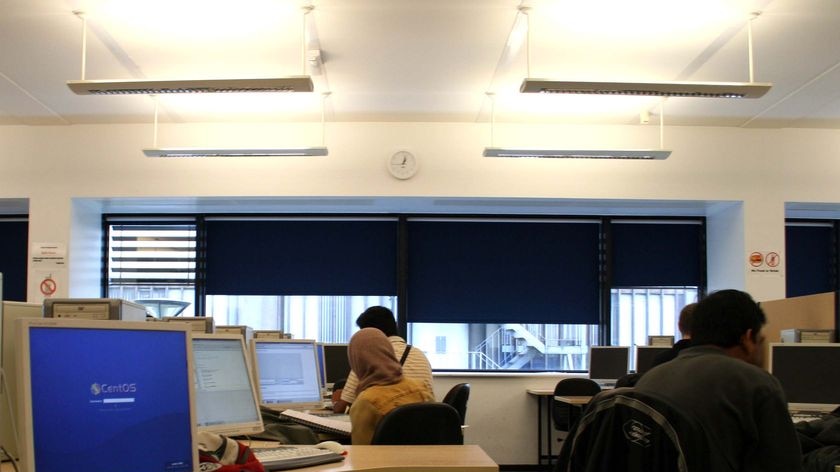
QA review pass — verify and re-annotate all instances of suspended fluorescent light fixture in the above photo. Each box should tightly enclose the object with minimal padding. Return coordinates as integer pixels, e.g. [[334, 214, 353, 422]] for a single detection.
[[143, 147, 327, 158], [144, 90, 332, 158], [481, 92, 671, 160], [520, 79, 770, 98], [68, 77, 314, 95], [518, 11, 771, 99], [483, 148, 670, 159], [66, 11, 312, 95]]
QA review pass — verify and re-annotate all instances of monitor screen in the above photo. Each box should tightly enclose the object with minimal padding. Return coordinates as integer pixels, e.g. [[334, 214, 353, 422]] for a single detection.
[[16, 318, 197, 472], [321, 343, 351, 386], [769, 343, 840, 408], [635, 346, 671, 374], [588, 346, 629, 381], [192, 334, 263, 436], [250, 339, 323, 411]]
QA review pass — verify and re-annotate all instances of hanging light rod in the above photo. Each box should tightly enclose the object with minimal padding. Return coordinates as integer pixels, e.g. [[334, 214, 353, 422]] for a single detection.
[[143, 147, 328, 158], [483, 148, 670, 160], [520, 79, 771, 99], [68, 77, 314, 95]]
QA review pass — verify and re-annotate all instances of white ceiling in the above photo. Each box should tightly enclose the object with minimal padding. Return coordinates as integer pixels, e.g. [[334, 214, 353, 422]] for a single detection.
[[2, 0, 840, 128]]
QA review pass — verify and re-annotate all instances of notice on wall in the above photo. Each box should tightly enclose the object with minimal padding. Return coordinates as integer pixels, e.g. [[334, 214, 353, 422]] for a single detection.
[[747, 250, 781, 276], [30, 242, 68, 303]]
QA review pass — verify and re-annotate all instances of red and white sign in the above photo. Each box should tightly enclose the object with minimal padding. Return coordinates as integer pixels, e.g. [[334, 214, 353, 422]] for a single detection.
[[40, 277, 57, 296]]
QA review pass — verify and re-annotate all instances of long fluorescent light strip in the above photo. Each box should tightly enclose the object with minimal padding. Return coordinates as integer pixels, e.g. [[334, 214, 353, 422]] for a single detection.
[[143, 147, 328, 158], [68, 77, 314, 95], [520, 79, 771, 99], [483, 148, 671, 160]]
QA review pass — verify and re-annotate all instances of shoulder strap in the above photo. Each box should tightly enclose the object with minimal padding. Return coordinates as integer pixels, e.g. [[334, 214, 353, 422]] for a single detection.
[[399, 345, 412, 365]]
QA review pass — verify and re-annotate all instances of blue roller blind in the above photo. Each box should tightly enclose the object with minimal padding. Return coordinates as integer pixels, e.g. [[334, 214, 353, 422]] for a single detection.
[[0, 219, 28, 301], [406, 219, 601, 324], [611, 221, 704, 287], [785, 223, 835, 298], [205, 218, 398, 296]]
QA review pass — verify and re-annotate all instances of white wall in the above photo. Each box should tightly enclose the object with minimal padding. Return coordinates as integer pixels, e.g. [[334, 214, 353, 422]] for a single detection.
[[3, 120, 840, 464]]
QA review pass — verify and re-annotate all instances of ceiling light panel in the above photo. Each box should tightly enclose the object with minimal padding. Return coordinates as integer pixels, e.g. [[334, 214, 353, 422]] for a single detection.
[[483, 148, 671, 160], [143, 147, 328, 158], [521, 79, 771, 98], [67, 77, 314, 95]]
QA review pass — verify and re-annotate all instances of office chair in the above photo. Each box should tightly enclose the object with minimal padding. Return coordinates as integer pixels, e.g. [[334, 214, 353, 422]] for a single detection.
[[556, 387, 718, 472], [552, 378, 602, 434], [615, 372, 642, 388], [371, 402, 463, 445], [442, 383, 471, 425]]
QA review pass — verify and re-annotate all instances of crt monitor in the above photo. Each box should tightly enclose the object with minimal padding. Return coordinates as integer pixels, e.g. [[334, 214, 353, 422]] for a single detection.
[[191, 333, 264, 437], [321, 343, 351, 386], [250, 339, 323, 411], [769, 342, 840, 410], [16, 318, 198, 472], [635, 345, 671, 374], [588, 346, 630, 381]]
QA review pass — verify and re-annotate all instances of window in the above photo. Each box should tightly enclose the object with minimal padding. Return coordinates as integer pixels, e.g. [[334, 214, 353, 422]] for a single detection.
[[0, 217, 28, 301], [103, 214, 706, 372], [785, 220, 838, 298], [105, 219, 197, 317]]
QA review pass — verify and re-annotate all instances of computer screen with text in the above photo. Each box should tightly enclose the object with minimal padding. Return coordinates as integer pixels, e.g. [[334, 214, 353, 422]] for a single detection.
[[16, 319, 197, 472]]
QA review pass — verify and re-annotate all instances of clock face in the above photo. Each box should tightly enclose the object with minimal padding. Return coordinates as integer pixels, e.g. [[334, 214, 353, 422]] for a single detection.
[[388, 151, 418, 180]]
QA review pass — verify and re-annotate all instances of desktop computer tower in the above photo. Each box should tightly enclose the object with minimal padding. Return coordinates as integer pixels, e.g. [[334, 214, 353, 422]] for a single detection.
[[1, 301, 43, 460], [163, 316, 215, 333], [780, 328, 835, 343], [43, 298, 147, 322]]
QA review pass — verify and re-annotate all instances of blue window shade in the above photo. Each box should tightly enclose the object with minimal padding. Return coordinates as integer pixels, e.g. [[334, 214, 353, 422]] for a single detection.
[[205, 219, 398, 295], [406, 220, 601, 324], [0, 220, 28, 301], [786, 224, 835, 298], [611, 222, 703, 287]]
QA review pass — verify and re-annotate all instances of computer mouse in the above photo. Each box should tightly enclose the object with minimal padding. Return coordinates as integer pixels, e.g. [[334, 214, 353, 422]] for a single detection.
[[316, 441, 346, 455]]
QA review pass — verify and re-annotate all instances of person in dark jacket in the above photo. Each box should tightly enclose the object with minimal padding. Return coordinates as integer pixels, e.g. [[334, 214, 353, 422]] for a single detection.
[[649, 302, 696, 368], [635, 289, 802, 472]]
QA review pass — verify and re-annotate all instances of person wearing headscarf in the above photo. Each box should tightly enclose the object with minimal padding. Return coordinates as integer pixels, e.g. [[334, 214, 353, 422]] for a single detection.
[[347, 328, 434, 445]]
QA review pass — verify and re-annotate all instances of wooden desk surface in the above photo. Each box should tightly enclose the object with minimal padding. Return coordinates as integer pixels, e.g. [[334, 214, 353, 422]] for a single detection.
[[2, 445, 498, 472], [526, 388, 554, 396], [553, 395, 592, 406]]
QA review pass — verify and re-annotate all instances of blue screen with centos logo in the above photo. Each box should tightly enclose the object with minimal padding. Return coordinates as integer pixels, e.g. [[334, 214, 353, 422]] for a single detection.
[[28, 326, 194, 472]]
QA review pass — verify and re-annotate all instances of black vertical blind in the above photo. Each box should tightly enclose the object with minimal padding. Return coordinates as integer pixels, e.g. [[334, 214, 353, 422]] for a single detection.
[[406, 219, 601, 324], [0, 219, 28, 301], [205, 219, 398, 296], [785, 223, 835, 298], [611, 221, 704, 287]]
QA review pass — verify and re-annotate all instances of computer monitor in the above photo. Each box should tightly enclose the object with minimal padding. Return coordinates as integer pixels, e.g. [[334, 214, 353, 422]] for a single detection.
[[588, 346, 630, 382], [635, 345, 671, 374], [191, 333, 264, 437], [16, 318, 198, 472], [769, 342, 840, 410], [250, 339, 323, 411], [321, 343, 351, 387], [0, 301, 41, 460]]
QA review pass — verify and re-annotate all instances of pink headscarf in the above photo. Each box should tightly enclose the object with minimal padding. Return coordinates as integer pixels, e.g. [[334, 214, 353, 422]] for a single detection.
[[348, 328, 403, 394]]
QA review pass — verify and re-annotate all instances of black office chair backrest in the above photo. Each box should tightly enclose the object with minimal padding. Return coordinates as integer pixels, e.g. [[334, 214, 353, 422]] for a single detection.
[[371, 402, 463, 445], [442, 383, 471, 425], [552, 378, 602, 432], [556, 388, 719, 472]]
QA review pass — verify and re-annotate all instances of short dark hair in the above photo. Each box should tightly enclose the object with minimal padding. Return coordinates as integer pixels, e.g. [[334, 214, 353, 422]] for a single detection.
[[677, 303, 697, 336], [690, 289, 766, 348], [356, 306, 398, 337]]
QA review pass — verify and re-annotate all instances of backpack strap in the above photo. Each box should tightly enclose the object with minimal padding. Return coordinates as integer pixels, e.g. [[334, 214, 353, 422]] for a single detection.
[[399, 345, 412, 365]]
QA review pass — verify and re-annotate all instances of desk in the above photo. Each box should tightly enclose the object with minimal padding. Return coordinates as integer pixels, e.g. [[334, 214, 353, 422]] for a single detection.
[[526, 388, 554, 466], [553, 395, 592, 406], [2, 446, 497, 472]]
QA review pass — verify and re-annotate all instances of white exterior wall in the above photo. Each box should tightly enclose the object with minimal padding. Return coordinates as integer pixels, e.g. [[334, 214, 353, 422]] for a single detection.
[[2, 120, 839, 464]]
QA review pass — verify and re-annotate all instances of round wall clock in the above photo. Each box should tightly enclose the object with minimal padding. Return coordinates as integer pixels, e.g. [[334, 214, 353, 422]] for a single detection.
[[387, 150, 418, 180]]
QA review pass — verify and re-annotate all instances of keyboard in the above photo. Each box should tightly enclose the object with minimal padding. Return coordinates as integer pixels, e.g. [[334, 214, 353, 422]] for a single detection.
[[790, 411, 825, 423], [252, 446, 345, 471]]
